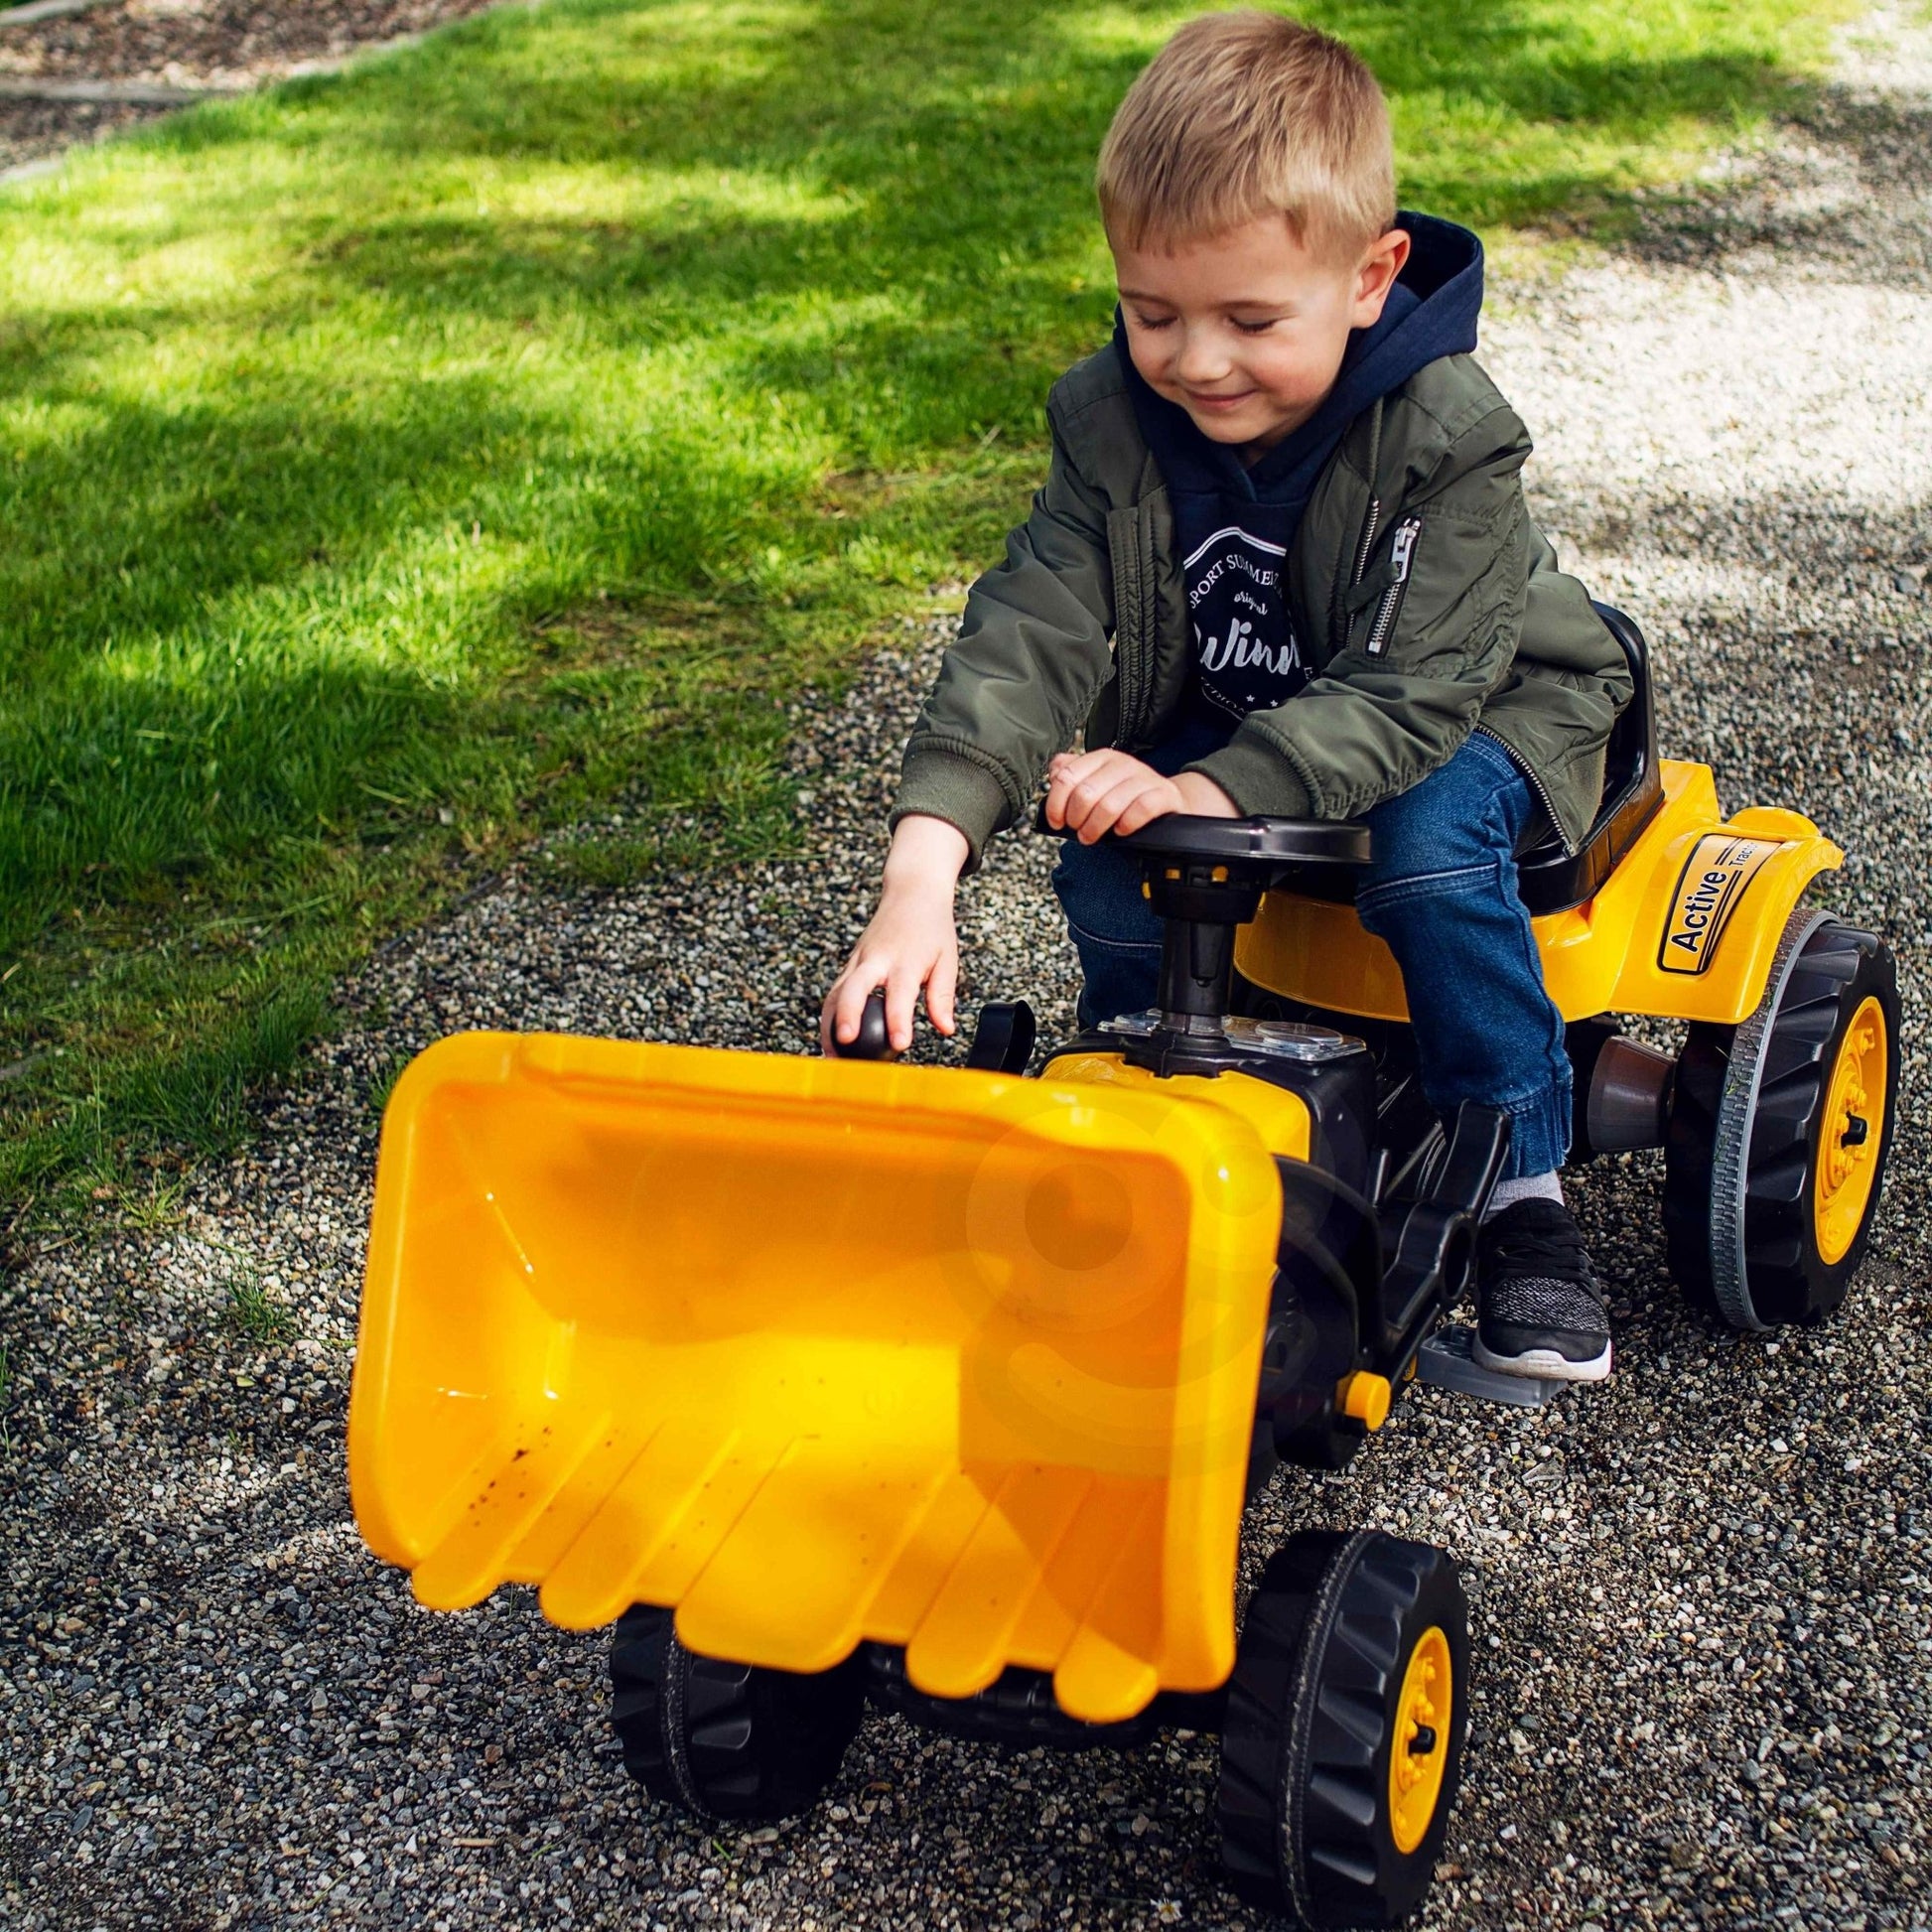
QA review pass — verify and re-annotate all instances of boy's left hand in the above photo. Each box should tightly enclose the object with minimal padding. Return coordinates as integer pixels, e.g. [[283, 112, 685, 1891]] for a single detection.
[[1045, 750, 1239, 842]]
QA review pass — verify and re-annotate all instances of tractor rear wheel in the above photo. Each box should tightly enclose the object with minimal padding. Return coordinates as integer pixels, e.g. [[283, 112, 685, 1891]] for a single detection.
[[609, 1605, 866, 1823], [1218, 1530, 1468, 1928], [1665, 911, 1898, 1329]]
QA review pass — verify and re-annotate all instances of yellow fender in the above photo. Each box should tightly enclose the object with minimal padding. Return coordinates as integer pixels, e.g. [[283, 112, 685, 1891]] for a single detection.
[[1236, 760, 1844, 1028], [348, 1033, 1289, 1725]]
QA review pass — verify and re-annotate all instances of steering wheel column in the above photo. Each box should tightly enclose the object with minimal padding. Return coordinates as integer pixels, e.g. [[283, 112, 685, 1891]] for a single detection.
[[1147, 858, 1267, 1036], [1097, 814, 1372, 1071]]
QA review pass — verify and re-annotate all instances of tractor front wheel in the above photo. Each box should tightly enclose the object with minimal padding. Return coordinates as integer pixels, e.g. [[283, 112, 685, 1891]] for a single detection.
[[609, 1605, 866, 1823], [1217, 1530, 1469, 1928], [1665, 912, 1898, 1329]]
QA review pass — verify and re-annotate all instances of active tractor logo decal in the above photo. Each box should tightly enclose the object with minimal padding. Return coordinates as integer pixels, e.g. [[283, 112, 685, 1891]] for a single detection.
[[1659, 835, 1785, 975]]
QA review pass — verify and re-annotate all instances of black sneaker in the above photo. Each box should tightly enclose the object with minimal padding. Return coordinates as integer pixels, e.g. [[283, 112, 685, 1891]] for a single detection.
[[1473, 1198, 1612, 1383]]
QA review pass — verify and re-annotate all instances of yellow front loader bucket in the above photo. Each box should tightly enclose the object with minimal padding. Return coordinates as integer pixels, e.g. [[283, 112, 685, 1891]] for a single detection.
[[348, 1033, 1285, 1725]]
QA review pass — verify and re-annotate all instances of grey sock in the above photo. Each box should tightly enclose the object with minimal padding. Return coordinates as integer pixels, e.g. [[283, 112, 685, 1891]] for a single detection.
[[1484, 1171, 1564, 1221]]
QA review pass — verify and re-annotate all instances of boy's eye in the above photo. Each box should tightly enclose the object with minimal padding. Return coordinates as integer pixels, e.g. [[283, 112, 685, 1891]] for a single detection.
[[1233, 318, 1279, 335], [1130, 311, 1174, 331]]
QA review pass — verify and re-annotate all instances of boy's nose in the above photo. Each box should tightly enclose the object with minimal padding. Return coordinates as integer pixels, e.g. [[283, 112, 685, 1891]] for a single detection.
[[1174, 329, 1233, 387]]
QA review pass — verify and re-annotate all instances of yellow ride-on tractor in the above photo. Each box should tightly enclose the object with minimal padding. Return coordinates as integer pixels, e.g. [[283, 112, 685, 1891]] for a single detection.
[[348, 608, 1897, 1928]]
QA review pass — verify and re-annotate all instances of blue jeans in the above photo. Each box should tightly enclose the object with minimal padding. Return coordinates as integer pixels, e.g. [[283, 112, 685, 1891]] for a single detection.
[[1049, 732, 1572, 1179]]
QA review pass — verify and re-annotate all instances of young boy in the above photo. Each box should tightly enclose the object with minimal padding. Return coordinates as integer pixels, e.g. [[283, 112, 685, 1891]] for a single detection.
[[820, 10, 1632, 1383]]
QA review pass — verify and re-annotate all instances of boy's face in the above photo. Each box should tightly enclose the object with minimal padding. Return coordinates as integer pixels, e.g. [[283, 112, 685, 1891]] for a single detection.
[[1113, 215, 1411, 460]]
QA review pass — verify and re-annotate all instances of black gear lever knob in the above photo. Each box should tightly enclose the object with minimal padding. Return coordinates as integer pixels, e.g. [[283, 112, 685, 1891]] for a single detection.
[[830, 987, 897, 1062]]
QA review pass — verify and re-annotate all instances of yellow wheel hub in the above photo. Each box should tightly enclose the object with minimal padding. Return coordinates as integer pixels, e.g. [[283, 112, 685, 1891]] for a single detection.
[[1815, 995, 1887, 1267], [1389, 1625, 1451, 1855]]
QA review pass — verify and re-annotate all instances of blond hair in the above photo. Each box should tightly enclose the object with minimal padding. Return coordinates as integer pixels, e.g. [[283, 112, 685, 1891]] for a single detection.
[[1096, 11, 1395, 260]]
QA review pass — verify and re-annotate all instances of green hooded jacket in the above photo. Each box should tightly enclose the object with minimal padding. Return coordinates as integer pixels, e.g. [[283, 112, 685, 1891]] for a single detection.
[[890, 343, 1632, 869]]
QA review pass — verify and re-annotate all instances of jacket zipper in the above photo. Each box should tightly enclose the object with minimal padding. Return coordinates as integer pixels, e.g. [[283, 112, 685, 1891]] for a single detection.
[[1332, 494, 1382, 655], [1364, 515, 1422, 656], [1475, 724, 1578, 858], [1345, 397, 1388, 612], [1111, 501, 1152, 748], [1351, 497, 1382, 592]]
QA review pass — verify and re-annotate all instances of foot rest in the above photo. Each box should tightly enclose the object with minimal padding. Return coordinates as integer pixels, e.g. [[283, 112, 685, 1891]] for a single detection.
[[1416, 1324, 1567, 1408]]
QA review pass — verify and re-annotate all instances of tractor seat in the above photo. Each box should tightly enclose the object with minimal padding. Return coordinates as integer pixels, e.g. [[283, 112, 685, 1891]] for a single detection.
[[1280, 604, 1662, 917], [1514, 604, 1663, 915]]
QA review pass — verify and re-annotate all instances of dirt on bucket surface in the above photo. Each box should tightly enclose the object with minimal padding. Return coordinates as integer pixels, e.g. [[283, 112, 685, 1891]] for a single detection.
[[4, 7, 1931, 1932], [0, 0, 503, 173]]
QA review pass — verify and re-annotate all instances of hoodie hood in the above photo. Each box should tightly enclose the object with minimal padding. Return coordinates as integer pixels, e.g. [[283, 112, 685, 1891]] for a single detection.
[[1118, 211, 1485, 752]]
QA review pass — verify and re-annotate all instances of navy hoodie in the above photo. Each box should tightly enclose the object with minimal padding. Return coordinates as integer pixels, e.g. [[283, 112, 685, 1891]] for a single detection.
[[1119, 212, 1486, 771]]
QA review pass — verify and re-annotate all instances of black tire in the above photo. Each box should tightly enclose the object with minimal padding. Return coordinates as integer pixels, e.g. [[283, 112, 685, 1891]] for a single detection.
[[1663, 1016, 1729, 1321], [1218, 1531, 1469, 1929], [1664, 912, 1898, 1329], [609, 1605, 867, 1824]]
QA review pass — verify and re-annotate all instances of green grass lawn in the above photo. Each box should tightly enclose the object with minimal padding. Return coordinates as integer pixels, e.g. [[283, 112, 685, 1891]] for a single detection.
[[0, 0, 1855, 1219]]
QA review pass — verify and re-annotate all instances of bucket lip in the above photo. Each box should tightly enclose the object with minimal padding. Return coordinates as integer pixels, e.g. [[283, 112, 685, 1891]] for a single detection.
[[378, 1029, 1293, 1163]]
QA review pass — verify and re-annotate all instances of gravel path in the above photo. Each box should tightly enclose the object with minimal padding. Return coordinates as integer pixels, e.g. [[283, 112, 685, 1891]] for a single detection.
[[0, 86, 161, 168], [0, 0, 503, 174], [6, 10, 1932, 1930]]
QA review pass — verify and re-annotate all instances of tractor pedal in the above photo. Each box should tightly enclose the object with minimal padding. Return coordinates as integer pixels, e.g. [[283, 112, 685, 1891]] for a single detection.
[[1415, 1324, 1568, 1408]]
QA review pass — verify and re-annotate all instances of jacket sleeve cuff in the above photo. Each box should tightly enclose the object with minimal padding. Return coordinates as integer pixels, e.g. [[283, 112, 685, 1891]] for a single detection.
[[1183, 730, 1316, 820], [890, 749, 1016, 876]]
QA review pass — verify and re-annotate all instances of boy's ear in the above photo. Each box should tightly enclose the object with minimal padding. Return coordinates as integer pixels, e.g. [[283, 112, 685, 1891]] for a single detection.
[[1350, 227, 1412, 327]]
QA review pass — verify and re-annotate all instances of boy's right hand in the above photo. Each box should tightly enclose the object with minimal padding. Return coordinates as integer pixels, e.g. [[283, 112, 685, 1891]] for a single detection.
[[820, 816, 971, 1056]]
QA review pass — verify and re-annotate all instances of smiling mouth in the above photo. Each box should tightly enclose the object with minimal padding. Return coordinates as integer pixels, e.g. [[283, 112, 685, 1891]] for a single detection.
[[1184, 390, 1252, 411]]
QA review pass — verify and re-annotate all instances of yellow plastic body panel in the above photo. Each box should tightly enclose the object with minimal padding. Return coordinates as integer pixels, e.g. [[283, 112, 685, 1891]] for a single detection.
[[1041, 1051, 1311, 1162], [348, 1033, 1287, 1724], [1237, 760, 1844, 1026]]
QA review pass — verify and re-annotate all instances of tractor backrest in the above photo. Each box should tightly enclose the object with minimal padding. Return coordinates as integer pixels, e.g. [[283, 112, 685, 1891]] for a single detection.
[[1517, 604, 1664, 915]]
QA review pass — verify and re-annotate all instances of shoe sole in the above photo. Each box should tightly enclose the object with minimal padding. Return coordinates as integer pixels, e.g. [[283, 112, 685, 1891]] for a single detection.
[[1470, 1337, 1612, 1384]]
